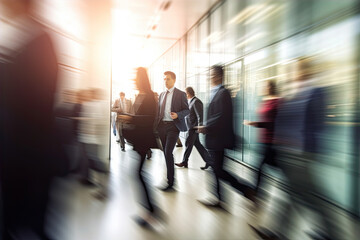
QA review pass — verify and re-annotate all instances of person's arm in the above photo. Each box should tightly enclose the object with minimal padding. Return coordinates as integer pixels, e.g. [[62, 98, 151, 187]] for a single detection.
[[193, 99, 203, 126], [244, 121, 272, 128], [111, 99, 120, 112], [172, 91, 189, 120]]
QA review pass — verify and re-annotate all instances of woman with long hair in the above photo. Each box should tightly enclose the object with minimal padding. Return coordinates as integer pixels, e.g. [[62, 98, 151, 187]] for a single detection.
[[118, 67, 160, 226]]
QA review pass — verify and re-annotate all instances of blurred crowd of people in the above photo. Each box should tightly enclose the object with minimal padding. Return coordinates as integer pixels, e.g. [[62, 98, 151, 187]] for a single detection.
[[0, 0, 355, 240]]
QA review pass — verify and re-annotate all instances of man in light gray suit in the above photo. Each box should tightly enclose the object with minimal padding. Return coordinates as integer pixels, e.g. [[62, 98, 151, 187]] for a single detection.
[[111, 92, 131, 151]]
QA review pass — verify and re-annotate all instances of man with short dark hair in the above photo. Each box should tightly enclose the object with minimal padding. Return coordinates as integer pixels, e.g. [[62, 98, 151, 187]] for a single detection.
[[175, 87, 210, 170], [156, 71, 189, 191], [197, 65, 255, 206]]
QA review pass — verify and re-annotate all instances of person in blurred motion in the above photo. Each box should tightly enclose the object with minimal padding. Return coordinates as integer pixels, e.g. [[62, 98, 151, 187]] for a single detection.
[[156, 71, 189, 191], [118, 67, 161, 226], [175, 87, 211, 170], [243, 80, 280, 194], [252, 57, 340, 240], [55, 89, 83, 173], [197, 65, 255, 206], [144, 92, 161, 160], [111, 92, 131, 151], [0, 0, 63, 238], [78, 88, 109, 190]]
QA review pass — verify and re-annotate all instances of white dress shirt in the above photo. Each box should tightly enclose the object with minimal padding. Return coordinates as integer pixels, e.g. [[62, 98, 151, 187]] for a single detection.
[[162, 86, 175, 121]]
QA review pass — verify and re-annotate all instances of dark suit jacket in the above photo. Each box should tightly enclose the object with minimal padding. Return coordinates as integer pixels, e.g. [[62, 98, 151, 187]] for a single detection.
[[0, 26, 61, 178], [205, 86, 235, 151], [275, 86, 325, 154], [124, 91, 157, 153], [157, 87, 189, 131], [185, 97, 203, 130]]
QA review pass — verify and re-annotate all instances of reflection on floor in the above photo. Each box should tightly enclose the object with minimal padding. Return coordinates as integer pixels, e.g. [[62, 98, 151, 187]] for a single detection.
[[48, 136, 358, 240]]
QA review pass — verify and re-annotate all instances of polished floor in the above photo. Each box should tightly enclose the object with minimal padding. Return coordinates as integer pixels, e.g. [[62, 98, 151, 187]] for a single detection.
[[48, 135, 358, 240]]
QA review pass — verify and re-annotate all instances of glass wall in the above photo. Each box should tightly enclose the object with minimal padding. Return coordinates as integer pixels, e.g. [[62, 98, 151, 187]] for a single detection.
[[149, 0, 359, 215]]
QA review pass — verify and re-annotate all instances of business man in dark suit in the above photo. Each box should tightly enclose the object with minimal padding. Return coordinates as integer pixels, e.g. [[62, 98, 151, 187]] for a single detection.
[[175, 87, 211, 170], [157, 71, 189, 191], [197, 65, 254, 206], [0, 0, 63, 238]]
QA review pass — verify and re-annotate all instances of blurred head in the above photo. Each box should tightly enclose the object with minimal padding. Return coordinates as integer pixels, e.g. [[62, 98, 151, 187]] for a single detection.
[[120, 92, 125, 100], [91, 88, 104, 100], [163, 71, 176, 89], [135, 67, 151, 93], [210, 65, 224, 87], [266, 80, 277, 96], [62, 89, 75, 103], [0, 0, 33, 18], [296, 56, 316, 82], [185, 87, 195, 99], [78, 89, 90, 103]]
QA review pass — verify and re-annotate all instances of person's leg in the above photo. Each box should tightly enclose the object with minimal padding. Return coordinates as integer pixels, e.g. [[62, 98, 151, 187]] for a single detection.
[[255, 143, 271, 193], [119, 123, 125, 150], [137, 151, 154, 213], [115, 120, 121, 142], [182, 130, 196, 164], [209, 150, 224, 201], [193, 134, 211, 165], [212, 151, 254, 199], [163, 124, 179, 186], [79, 143, 90, 181]]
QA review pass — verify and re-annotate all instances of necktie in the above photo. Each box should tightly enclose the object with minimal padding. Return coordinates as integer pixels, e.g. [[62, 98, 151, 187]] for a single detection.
[[159, 90, 169, 121]]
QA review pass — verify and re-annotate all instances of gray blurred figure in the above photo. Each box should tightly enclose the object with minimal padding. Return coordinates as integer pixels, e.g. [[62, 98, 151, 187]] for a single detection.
[[77, 88, 109, 198], [0, 0, 64, 239], [111, 92, 132, 151], [197, 65, 255, 207], [55, 90, 82, 172], [251, 57, 341, 240], [175, 86, 211, 170]]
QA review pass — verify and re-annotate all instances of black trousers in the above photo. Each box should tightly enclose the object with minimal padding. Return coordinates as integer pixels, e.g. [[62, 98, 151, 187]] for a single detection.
[[136, 151, 154, 213], [209, 150, 252, 201], [182, 129, 210, 164], [157, 122, 179, 186], [116, 120, 125, 149], [255, 143, 277, 192]]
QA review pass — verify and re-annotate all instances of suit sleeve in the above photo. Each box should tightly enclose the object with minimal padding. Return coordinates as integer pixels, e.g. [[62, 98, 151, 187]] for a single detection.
[[111, 99, 119, 112], [175, 91, 190, 120], [193, 99, 203, 126]]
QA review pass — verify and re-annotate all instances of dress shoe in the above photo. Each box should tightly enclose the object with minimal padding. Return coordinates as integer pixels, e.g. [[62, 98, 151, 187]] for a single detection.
[[121, 147, 125, 152], [244, 187, 256, 202], [249, 225, 284, 240], [200, 163, 210, 170], [158, 185, 175, 192], [133, 216, 151, 228], [176, 144, 183, 147], [197, 198, 221, 208], [79, 179, 96, 187], [116, 139, 120, 143], [306, 231, 333, 240], [175, 162, 188, 168]]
